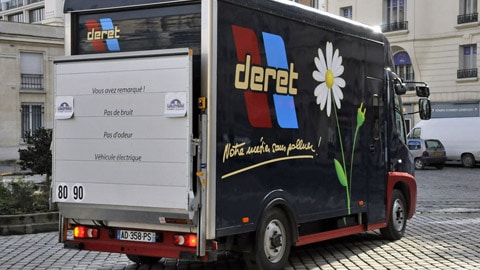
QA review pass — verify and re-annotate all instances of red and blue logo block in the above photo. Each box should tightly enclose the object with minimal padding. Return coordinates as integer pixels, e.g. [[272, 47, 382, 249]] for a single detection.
[[85, 18, 121, 52], [232, 25, 299, 129]]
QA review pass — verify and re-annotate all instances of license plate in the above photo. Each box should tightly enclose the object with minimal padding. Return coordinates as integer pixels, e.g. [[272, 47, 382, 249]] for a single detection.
[[433, 152, 443, 156], [117, 230, 156, 243]]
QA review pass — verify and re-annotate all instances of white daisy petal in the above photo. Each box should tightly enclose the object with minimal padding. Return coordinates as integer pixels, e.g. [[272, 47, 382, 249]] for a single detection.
[[317, 49, 327, 73], [318, 94, 326, 110], [314, 57, 322, 72], [335, 99, 341, 110], [314, 55, 327, 74], [320, 84, 329, 101], [326, 90, 332, 117], [319, 97, 326, 110], [326, 42, 333, 69], [333, 65, 344, 77], [332, 85, 344, 102], [313, 70, 325, 82], [314, 84, 322, 97], [332, 49, 340, 69], [336, 77, 346, 88]]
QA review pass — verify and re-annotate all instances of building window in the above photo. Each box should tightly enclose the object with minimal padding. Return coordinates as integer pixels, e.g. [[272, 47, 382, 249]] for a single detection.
[[394, 51, 415, 83], [29, 7, 45, 23], [1, 0, 24, 11], [458, 44, 478, 78], [8, 12, 24, 23], [382, 0, 408, 32], [309, 0, 320, 8], [21, 104, 43, 140], [292, 0, 320, 9], [20, 52, 44, 90], [340, 6, 353, 19], [458, 0, 478, 24]]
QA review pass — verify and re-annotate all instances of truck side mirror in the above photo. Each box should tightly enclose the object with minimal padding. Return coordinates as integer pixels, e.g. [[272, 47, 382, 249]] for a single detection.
[[419, 98, 431, 120], [388, 70, 407, 95], [394, 80, 407, 95], [416, 86, 430, 97]]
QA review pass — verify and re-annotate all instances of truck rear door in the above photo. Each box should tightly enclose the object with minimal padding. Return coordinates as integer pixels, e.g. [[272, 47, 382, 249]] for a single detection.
[[53, 49, 195, 222]]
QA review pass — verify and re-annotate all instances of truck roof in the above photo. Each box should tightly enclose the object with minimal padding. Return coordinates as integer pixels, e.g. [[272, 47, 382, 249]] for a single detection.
[[63, 0, 386, 45]]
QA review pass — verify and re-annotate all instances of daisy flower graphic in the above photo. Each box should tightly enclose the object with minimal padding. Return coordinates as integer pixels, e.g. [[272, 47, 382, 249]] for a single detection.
[[312, 42, 366, 217], [312, 41, 345, 117]]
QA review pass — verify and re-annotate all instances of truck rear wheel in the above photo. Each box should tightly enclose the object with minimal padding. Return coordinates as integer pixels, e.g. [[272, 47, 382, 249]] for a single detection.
[[244, 208, 292, 270], [380, 189, 407, 240], [126, 254, 161, 265]]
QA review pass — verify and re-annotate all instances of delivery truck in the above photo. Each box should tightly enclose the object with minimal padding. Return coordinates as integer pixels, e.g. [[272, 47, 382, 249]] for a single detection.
[[53, 0, 431, 269]]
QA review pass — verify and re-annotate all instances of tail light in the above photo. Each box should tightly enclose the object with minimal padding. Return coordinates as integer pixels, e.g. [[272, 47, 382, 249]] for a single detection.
[[174, 234, 197, 247], [422, 151, 429, 157], [74, 226, 99, 239]]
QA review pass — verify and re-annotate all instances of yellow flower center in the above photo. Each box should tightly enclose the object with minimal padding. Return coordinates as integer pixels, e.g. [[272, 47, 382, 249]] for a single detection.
[[325, 69, 334, 89]]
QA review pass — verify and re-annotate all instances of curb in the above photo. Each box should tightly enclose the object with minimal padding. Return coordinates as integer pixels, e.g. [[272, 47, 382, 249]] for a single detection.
[[0, 212, 59, 236]]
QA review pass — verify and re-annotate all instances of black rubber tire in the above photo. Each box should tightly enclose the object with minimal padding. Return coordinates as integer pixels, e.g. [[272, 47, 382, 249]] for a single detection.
[[244, 208, 292, 270], [380, 189, 407, 241], [414, 158, 424, 170], [461, 154, 475, 168], [126, 254, 161, 265]]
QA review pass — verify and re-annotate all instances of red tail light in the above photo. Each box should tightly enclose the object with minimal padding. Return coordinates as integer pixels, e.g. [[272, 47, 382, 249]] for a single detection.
[[174, 234, 197, 247], [74, 226, 99, 239], [422, 151, 429, 157]]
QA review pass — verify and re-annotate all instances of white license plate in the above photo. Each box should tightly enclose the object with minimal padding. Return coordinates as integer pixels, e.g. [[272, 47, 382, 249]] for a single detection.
[[117, 230, 156, 243]]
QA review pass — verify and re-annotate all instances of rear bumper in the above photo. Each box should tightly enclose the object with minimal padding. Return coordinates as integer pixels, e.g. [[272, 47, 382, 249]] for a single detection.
[[422, 156, 447, 165]]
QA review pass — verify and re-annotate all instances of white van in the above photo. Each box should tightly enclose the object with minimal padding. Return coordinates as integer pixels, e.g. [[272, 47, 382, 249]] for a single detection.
[[408, 117, 480, 168]]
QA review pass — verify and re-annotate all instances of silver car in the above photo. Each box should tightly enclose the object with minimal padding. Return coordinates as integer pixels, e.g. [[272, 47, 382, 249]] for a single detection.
[[407, 139, 447, 170]]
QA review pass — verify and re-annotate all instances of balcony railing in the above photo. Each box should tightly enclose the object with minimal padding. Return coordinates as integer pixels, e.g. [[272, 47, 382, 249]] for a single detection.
[[21, 74, 44, 90], [457, 13, 478, 24], [457, 68, 478, 79], [381, 21, 408, 33]]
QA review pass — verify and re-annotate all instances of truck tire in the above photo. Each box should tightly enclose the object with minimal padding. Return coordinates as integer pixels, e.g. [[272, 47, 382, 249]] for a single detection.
[[380, 189, 407, 241], [461, 154, 475, 168], [244, 208, 292, 270], [126, 254, 161, 265]]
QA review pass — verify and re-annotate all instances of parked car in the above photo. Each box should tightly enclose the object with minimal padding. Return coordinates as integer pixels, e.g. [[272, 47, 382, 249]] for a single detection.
[[407, 139, 447, 170]]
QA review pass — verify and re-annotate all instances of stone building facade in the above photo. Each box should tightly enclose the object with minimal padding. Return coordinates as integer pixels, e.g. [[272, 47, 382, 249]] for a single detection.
[[327, 0, 480, 130], [0, 0, 63, 162]]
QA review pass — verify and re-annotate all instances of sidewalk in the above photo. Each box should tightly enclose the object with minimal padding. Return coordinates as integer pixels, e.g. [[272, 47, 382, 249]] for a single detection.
[[0, 146, 22, 174]]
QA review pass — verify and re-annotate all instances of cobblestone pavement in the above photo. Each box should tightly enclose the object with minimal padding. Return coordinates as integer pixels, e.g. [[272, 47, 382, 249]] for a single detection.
[[1, 212, 480, 270], [1, 167, 480, 269]]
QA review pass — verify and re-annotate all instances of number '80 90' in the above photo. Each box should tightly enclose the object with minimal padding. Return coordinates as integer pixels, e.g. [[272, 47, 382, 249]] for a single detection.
[[56, 183, 85, 202]]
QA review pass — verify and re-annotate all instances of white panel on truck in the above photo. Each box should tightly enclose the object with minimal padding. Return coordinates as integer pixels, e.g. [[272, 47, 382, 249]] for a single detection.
[[53, 49, 192, 210]]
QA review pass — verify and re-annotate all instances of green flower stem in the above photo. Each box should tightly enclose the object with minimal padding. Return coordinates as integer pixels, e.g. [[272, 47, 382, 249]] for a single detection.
[[350, 104, 366, 198], [349, 128, 359, 199], [333, 102, 350, 215]]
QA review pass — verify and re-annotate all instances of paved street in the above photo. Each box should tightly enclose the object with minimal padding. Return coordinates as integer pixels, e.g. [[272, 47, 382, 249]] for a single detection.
[[1, 166, 479, 269]]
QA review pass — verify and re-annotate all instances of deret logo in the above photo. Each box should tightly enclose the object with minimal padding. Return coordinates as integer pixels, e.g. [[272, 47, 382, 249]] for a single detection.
[[232, 25, 299, 129], [85, 18, 120, 52]]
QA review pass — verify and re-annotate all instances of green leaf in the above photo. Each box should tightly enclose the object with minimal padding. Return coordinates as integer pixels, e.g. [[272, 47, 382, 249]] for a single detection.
[[334, 159, 348, 187]]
